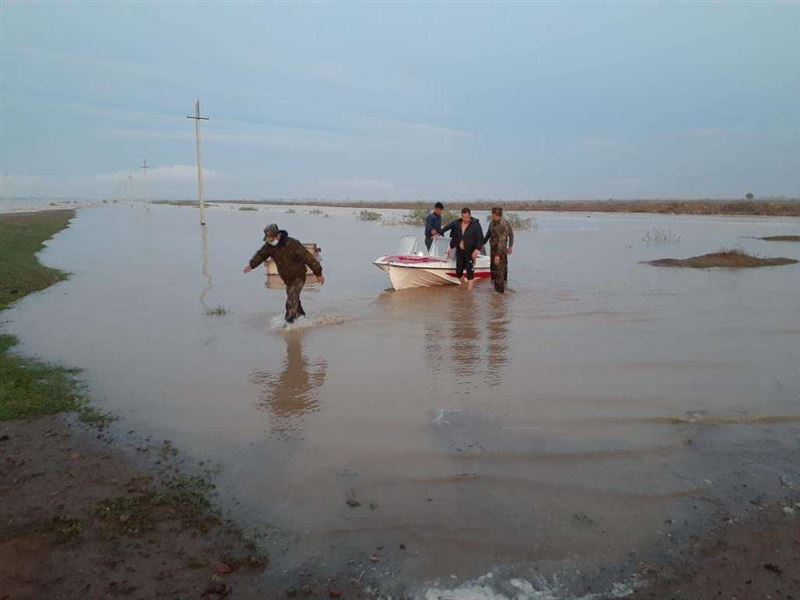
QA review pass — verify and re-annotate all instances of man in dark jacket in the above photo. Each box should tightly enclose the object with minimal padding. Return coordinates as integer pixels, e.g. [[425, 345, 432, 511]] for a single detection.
[[449, 207, 484, 290], [243, 223, 324, 323], [424, 202, 446, 251]]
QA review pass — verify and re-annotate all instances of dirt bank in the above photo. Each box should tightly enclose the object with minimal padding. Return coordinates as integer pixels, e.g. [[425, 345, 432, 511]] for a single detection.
[[631, 502, 800, 600], [0, 416, 269, 600], [645, 250, 798, 269]]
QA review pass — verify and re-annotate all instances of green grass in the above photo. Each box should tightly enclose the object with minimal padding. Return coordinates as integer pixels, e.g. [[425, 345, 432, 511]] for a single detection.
[[485, 212, 535, 230], [0, 210, 74, 311], [93, 475, 217, 536], [205, 305, 229, 316], [0, 211, 115, 425], [238, 206, 258, 211], [403, 204, 457, 226], [358, 210, 382, 222]]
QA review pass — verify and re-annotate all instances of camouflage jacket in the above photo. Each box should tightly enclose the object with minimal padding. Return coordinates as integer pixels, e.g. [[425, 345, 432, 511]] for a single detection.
[[249, 230, 322, 283], [483, 218, 514, 253]]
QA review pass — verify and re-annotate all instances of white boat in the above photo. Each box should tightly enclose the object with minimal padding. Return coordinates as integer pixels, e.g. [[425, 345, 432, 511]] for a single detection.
[[374, 236, 491, 290]]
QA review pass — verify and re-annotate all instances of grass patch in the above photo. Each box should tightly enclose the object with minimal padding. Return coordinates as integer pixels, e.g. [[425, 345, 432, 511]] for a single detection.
[[358, 210, 382, 222], [238, 206, 258, 211], [0, 210, 74, 311], [485, 212, 535, 230], [760, 235, 800, 242], [0, 210, 115, 426], [403, 204, 458, 227], [205, 305, 229, 316], [94, 475, 217, 536], [285, 208, 296, 214], [34, 516, 84, 544], [645, 249, 798, 269]]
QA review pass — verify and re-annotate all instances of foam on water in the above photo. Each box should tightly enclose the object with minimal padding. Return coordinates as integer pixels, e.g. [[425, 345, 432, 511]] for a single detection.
[[268, 313, 351, 332], [422, 572, 636, 600]]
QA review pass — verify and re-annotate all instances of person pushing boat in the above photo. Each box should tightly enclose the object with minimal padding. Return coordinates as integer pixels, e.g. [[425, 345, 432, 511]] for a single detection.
[[243, 223, 324, 324], [483, 207, 514, 293]]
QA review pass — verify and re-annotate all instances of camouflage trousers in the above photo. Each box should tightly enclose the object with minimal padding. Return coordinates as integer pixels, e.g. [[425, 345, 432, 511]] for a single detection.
[[490, 250, 508, 293], [284, 277, 306, 323]]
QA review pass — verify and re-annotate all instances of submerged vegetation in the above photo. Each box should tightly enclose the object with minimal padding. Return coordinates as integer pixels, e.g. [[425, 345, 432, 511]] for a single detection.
[[205, 305, 230, 316], [358, 209, 382, 222], [486, 212, 535, 230], [642, 227, 681, 245], [238, 206, 258, 211], [0, 211, 114, 425], [403, 204, 457, 226], [645, 249, 798, 269]]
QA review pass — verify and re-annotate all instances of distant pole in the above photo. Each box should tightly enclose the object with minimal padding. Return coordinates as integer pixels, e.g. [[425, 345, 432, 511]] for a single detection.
[[140, 159, 150, 208], [186, 100, 210, 226]]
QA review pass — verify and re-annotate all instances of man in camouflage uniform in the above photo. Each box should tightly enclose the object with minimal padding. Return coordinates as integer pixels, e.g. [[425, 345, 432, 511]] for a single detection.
[[243, 223, 324, 323], [483, 207, 514, 293]]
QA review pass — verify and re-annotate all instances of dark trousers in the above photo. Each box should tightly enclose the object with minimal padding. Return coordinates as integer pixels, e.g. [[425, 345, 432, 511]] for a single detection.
[[490, 250, 508, 293], [425, 237, 433, 251], [455, 248, 475, 280], [285, 277, 306, 322]]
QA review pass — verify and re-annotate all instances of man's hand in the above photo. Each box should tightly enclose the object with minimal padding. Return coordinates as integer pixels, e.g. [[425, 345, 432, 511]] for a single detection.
[[471, 250, 479, 260], [318, 275, 325, 285], [508, 247, 513, 256], [494, 255, 500, 265], [243, 265, 253, 274]]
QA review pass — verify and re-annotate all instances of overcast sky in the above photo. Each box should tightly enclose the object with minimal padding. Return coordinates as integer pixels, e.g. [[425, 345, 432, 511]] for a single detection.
[[2, 2, 798, 200]]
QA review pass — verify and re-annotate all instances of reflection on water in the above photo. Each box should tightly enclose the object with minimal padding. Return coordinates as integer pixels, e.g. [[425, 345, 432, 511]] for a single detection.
[[250, 331, 328, 439], [450, 291, 480, 382], [415, 289, 511, 391], [200, 225, 212, 312], [486, 293, 510, 387]]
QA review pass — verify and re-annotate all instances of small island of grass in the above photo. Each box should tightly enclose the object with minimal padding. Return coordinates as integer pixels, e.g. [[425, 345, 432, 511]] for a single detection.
[[759, 235, 800, 242], [644, 250, 798, 269]]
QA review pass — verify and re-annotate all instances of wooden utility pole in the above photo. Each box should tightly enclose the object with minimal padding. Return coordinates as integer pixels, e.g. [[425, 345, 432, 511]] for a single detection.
[[186, 100, 210, 226]]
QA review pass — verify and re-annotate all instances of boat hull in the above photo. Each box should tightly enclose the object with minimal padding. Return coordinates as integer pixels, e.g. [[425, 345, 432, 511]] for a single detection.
[[374, 255, 491, 290]]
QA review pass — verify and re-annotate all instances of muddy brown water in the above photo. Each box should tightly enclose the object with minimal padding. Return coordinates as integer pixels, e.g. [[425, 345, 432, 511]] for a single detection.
[[5, 203, 800, 598]]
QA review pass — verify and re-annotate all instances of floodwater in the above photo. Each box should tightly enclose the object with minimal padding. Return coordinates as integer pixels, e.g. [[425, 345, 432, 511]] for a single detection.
[[6, 203, 800, 597]]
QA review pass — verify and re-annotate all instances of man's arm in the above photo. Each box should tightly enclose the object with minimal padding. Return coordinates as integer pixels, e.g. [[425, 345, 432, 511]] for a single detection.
[[244, 244, 271, 272], [473, 222, 485, 256], [295, 241, 323, 277], [440, 219, 456, 235], [424, 213, 437, 238], [507, 220, 514, 250], [483, 222, 492, 246]]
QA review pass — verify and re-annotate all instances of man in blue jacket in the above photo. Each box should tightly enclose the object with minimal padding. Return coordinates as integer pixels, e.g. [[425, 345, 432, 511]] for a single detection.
[[424, 202, 446, 251]]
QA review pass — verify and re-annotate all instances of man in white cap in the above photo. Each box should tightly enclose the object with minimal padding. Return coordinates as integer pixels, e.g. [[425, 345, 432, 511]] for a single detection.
[[243, 223, 324, 323]]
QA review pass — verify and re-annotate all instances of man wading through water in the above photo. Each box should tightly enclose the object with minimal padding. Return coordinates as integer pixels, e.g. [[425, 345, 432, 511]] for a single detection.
[[483, 207, 514, 293], [449, 207, 484, 290], [243, 223, 324, 323]]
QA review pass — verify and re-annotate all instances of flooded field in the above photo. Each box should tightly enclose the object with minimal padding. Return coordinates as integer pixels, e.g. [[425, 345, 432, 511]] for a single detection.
[[5, 203, 800, 597]]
